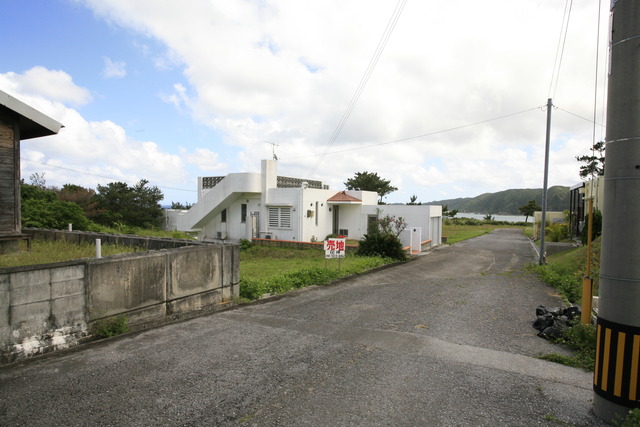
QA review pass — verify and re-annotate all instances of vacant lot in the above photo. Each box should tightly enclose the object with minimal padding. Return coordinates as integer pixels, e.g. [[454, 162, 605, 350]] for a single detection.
[[0, 240, 140, 268], [443, 223, 527, 244]]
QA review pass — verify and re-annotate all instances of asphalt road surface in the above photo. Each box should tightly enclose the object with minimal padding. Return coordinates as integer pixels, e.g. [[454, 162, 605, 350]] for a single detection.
[[0, 229, 606, 426]]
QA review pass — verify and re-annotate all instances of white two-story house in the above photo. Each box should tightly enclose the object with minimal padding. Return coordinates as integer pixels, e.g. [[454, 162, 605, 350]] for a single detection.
[[167, 160, 442, 248]]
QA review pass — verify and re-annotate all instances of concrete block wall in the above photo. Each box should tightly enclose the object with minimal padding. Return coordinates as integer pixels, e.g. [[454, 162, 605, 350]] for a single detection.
[[1, 239, 239, 364], [1, 262, 87, 364], [88, 252, 168, 323]]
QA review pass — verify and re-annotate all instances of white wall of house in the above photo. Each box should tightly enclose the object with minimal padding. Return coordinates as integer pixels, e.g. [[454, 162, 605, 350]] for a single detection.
[[585, 176, 605, 214], [165, 159, 442, 247], [164, 209, 189, 232], [300, 188, 334, 242], [196, 193, 261, 241], [262, 187, 297, 240], [363, 204, 443, 247]]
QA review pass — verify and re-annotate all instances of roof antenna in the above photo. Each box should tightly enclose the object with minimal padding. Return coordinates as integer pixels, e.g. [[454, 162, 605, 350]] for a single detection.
[[265, 141, 279, 161]]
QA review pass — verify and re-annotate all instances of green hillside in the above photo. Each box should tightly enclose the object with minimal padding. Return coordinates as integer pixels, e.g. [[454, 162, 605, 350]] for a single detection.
[[429, 186, 570, 215]]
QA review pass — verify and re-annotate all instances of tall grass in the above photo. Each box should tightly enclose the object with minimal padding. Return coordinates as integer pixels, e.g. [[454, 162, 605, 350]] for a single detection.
[[0, 240, 142, 268], [528, 237, 601, 305], [530, 237, 601, 372], [97, 225, 196, 240]]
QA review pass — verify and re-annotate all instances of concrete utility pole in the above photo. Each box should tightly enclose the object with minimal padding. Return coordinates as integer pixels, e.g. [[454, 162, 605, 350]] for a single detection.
[[539, 98, 552, 265], [593, 0, 640, 422]]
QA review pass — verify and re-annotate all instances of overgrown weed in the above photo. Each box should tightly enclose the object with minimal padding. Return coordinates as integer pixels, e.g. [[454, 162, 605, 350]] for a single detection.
[[0, 240, 143, 268], [91, 315, 129, 339], [537, 321, 597, 371]]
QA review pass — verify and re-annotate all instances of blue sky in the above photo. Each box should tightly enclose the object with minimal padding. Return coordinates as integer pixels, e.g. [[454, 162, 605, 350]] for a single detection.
[[1, 0, 608, 206]]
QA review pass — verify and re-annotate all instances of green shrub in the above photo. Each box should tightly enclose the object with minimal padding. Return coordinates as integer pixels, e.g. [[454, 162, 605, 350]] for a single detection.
[[582, 209, 603, 245], [239, 239, 253, 250], [91, 315, 129, 339], [546, 223, 569, 242], [22, 198, 95, 231], [357, 214, 407, 261], [357, 233, 406, 261]]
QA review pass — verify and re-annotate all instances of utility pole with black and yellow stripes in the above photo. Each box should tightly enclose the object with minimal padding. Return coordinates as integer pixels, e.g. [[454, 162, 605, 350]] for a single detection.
[[593, 0, 640, 422]]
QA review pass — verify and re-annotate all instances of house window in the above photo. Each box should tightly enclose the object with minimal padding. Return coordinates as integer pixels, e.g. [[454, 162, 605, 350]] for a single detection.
[[241, 204, 247, 223], [221, 208, 227, 223], [268, 206, 291, 228]]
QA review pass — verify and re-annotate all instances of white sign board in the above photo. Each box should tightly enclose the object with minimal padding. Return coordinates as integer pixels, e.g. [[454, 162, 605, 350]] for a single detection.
[[324, 238, 346, 259]]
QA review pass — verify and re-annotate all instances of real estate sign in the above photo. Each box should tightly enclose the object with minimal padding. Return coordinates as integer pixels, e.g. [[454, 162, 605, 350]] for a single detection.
[[324, 238, 346, 259]]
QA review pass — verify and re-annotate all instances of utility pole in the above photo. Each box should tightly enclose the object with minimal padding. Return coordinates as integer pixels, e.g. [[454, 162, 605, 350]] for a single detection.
[[593, 0, 640, 422], [539, 98, 552, 265]]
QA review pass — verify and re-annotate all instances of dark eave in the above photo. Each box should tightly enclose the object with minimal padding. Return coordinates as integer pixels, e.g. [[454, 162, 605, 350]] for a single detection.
[[0, 90, 63, 140]]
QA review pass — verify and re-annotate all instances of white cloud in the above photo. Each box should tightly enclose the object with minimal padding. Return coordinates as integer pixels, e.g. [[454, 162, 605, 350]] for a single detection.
[[0, 66, 92, 107], [181, 147, 227, 173], [0, 68, 205, 202], [68, 1, 610, 201], [102, 57, 127, 78]]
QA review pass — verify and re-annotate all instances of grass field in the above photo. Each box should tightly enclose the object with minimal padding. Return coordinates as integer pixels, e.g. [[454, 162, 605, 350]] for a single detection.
[[443, 223, 529, 244], [240, 245, 391, 279], [0, 239, 141, 268], [239, 245, 394, 299]]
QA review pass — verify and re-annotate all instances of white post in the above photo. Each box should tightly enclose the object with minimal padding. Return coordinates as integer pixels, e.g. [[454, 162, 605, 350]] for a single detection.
[[68, 223, 73, 231], [96, 239, 102, 258]]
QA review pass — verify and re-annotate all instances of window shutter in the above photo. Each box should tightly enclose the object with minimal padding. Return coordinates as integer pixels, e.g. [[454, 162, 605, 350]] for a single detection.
[[280, 208, 291, 228], [267, 206, 291, 228], [268, 207, 279, 227]]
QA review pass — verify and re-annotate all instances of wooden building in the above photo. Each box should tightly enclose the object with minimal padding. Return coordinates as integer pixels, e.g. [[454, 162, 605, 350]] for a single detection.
[[0, 90, 62, 253]]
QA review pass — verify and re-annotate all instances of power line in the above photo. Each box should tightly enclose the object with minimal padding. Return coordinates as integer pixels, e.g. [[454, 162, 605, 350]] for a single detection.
[[555, 106, 605, 127], [20, 158, 196, 192], [548, 0, 574, 100], [310, 0, 407, 175], [591, 0, 604, 154], [283, 106, 542, 160]]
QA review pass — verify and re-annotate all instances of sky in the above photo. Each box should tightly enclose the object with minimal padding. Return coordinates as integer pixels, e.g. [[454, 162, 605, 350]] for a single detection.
[[0, 0, 609, 206]]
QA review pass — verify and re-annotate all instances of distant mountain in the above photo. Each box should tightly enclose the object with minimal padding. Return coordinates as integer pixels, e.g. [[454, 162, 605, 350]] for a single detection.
[[428, 186, 570, 215]]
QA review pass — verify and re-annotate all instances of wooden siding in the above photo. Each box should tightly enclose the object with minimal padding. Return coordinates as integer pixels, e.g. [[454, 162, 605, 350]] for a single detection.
[[0, 118, 18, 235]]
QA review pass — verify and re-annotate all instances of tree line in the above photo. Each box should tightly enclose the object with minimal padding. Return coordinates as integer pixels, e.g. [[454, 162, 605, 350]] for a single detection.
[[21, 173, 165, 231]]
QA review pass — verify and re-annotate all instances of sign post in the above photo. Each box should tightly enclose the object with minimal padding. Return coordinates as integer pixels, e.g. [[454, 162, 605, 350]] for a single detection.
[[324, 237, 346, 270]]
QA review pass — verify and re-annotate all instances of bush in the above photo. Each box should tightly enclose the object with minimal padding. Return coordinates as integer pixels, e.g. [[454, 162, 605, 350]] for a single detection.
[[22, 198, 95, 231], [357, 233, 407, 261], [239, 239, 253, 250], [357, 214, 407, 261], [582, 209, 602, 245], [546, 223, 569, 242]]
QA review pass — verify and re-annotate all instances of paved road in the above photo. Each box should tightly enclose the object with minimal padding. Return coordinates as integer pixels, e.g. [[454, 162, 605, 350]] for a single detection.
[[0, 229, 605, 426]]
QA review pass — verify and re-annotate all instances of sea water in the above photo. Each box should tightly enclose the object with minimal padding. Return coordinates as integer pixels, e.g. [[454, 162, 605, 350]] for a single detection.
[[456, 213, 528, 223]]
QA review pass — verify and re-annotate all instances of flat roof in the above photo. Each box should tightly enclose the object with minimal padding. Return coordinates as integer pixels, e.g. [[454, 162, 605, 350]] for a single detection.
[[0, 90, 63, 140]]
